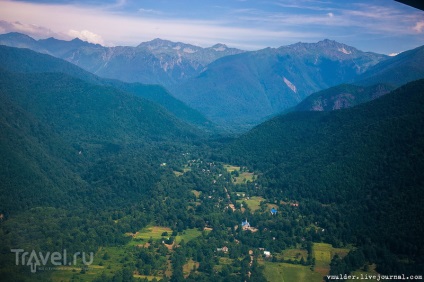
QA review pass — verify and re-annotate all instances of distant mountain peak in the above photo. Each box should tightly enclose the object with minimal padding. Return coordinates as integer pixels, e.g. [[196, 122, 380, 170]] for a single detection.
[[137, 38, 203, 55], [150, 38, 172, 44], [288, 39, 349, 49], [71, 37, 84, 43], [211, 43, 228, 51], [282, 39, 362, 58], [1, 32, 36, 41]]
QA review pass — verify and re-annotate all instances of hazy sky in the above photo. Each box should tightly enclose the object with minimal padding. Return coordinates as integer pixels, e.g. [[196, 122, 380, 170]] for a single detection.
[[0, 0, 423, 54]]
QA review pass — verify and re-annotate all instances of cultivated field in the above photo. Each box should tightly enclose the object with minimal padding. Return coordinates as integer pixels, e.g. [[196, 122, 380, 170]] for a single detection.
[[313, 243, 350, 276], [263, 262, 323, 282]]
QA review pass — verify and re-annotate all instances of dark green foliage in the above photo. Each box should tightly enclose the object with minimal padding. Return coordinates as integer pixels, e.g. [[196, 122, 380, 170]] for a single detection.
[[1, 41, 424, 281], [104, 80, 214, 131], [172, 39, 387, 129], [293, 83, 394, 112], [0, 68, 202, 213], [357, 45, 424, 87], [226, 79, 424, 274], [0, 47, 206, 280], [0, 45, 213, 131]]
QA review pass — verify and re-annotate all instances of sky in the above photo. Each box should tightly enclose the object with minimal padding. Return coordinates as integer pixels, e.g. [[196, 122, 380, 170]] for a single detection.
[[0, 0, 423, 54]]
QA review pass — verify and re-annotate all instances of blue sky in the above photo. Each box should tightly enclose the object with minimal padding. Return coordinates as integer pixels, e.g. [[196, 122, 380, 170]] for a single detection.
[[0, 0, 423, 54]]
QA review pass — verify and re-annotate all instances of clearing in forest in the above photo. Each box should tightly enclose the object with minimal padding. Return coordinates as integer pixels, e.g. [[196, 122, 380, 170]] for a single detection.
[[262, 261, 323, 282], [313, 243, 350, 276]]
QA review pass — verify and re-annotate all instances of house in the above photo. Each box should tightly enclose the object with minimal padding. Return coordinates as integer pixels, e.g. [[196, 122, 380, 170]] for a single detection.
[[217, 246, 229, 253], [241, 219, 250, 230], [264, 251, 271, 258], [242, 219, 258, 232], [270, 208, 277, 215]]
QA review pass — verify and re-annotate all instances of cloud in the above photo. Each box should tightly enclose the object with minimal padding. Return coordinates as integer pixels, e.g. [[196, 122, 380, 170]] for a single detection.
[[413, 21, 424, 33], [68, 29, 104, 44], [0, 0, 423, 52], [0, 20, 60, 38], [138, 8, 163, 15], [0, 0, 318, 48]]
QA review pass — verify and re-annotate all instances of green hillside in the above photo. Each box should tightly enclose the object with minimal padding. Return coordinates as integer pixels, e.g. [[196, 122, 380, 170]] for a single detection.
[[293, 83, 394, 112], [0, 67, 204, 214], [172, 40, 387, 130], [1, 42, 423, 282], [0, 45, 213, 130], [356, 45, 424, 87], [226, 79, 424, 274]]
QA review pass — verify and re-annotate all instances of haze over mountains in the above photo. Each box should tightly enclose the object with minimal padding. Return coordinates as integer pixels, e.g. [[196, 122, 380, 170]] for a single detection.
[[0, 32, 244, 87], [172, 40, 387, 128], [2, 32, 424, 131]]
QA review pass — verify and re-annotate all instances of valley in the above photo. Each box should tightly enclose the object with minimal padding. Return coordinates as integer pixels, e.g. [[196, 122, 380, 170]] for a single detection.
[[0, 29, 424, 282]]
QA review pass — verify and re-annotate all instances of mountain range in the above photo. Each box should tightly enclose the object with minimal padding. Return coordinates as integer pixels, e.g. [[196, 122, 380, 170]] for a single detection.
[[2, 32, 424, 130], [0, 32, 244, 87], [171, 40, 388, 128], [290, 44, 424, 113]]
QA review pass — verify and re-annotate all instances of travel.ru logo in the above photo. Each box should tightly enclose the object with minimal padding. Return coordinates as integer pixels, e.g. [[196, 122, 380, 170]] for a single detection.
[[11, 249, 93, 273]]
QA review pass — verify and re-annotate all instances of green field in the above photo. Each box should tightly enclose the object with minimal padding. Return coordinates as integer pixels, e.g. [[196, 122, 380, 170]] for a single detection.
[[183, 259, 199, 278], [191, 190, 201, 198], [224, 164, 241, 172], [132, 226, 172, 241], [346, 264, 379, 282], [263, 262, 323, 282], [134, 274, 163, 281], [175, 228, 203, 243], [224, 164, 257, 185], [280, 248, 308, 262], [261, 243, 351, 282], [126, 226, 202, 247], [313, 243, 350, 276], [50, 246, 130, 282], [50, 227, 202, 281], [173, 171, 183, 176], [173, 164, 191, 177], [236, 196, 265, 212], [234, 172, 255, 184], [214, 257, 233, 272]]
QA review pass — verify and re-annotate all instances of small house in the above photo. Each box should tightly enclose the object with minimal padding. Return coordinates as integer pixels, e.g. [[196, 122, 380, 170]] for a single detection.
[[217, 246, 229, 253], [264, 251, 271, 258]]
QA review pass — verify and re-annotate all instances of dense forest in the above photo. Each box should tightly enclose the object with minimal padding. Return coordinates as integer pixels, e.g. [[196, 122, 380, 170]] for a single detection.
[[0, 44, 423, 282], [225, 79, 424, 277]]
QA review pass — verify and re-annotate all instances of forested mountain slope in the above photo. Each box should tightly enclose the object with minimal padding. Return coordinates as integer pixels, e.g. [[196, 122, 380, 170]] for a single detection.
[[288, 45, 424, 114], [356, 45, 424, 87], [0, 34, 390, 131], [226, 79, 424, 274], [0, 45, 212, 130], [0, 68, 201, 212], [292, 83, 394, 112], [172, 40, 387, 129]]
